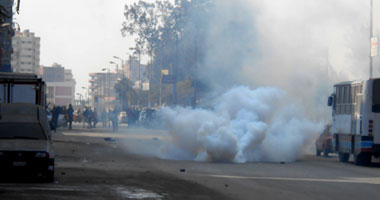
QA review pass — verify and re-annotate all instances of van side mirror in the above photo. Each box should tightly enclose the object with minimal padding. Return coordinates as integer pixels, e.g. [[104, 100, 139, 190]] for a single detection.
[[328, 96, 333, 107]]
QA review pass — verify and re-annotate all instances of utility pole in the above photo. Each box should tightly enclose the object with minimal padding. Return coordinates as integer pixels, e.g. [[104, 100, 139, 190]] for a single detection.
[[138, 51, 141, 108], [129, 47, 142, 108], [159, 63, 162, 107], [102, 68, 110, 110], [148, 59, 152, 108], [370, 0, 374, 79], [108, 70, 110, 109]]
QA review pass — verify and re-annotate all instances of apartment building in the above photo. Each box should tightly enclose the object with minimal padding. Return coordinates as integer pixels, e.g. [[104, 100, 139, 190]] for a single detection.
[[41, 63, 76, 106], [11, 30, 41, 75]]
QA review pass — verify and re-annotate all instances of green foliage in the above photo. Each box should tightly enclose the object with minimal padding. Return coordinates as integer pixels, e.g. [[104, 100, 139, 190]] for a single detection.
[[122, 0, 214, 106], [114, 77, 138, 110]]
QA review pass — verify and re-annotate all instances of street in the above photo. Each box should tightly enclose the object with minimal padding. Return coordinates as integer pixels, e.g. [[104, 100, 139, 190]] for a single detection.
[[1, 124, 380, 200]]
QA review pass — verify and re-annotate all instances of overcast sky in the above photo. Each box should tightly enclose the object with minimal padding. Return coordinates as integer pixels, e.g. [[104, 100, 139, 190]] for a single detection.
[[14, 0, 380, 97], [16, 0, 151, 95]]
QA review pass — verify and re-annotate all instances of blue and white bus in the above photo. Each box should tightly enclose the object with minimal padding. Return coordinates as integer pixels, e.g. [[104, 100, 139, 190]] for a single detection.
[[328, 78, 380, 165]]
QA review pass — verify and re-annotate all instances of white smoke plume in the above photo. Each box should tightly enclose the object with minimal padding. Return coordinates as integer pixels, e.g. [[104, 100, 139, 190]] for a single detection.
[[159, 86, 323, 163], [196, 0, 376, 121], [126, 0, 378, 163]]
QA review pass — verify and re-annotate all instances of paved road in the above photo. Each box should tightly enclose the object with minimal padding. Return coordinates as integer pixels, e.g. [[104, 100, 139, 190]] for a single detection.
[[1, 124, 380, 199]]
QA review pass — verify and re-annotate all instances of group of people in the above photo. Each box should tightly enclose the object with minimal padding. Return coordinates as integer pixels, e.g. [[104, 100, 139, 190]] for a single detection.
[[101, 108, 120, 132], [78, 107, 98, 129], [48, 104, 120, 132], [49, 104, 75, 132]]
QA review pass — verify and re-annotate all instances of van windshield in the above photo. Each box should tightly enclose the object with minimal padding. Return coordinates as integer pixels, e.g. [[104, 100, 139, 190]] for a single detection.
[[373, 79, 380, 112], [0, 123, 46, 140]]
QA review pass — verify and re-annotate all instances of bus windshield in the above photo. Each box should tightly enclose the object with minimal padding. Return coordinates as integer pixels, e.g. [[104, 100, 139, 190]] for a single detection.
[[373, 79, 380, 112]]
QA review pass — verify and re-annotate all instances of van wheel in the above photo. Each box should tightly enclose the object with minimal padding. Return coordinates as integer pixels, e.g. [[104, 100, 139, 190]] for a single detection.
[[338, 152, 349, 162], [354, 153, 372, 166]]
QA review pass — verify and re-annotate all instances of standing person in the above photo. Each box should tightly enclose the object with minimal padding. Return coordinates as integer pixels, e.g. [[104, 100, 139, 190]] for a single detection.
[[92, 108, 98, 128], [81, 108, 87, 128], [67, 104, 74, 130], [62, 106, 68, 127], [51, 106, 58, 132], [110, 108, 116, 132], [76, 108, 81, 123], [101, 108, 106, 127], [83, 107, 91, 128], [106, 109, 111, 127], [52, 106, 59, 130], [88, 108, 93, 128], [114, 107, 119, 132]]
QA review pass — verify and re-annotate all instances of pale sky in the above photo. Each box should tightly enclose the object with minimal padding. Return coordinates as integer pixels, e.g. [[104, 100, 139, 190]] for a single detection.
[[15, 0, 151, 95], [14, 0, 380, 97]]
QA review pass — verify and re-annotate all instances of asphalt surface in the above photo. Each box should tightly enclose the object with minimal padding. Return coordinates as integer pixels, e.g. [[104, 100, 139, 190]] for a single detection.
[[1, 124, 380, 200]]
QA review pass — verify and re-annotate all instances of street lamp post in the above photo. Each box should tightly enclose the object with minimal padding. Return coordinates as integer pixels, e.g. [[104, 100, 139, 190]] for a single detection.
[[76, 93, 83, 107], [102, 68, 111, 110], [129, 47, 142, 108], [113, 56, 124, 77], [369, 0, 374, 79], [109, 61, 119, 77], [82, 87, 88, 106], [125, 53, 133, 80]]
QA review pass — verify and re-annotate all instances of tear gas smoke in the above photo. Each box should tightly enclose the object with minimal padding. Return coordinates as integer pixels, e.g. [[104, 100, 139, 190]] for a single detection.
[[196, 0, 374, 121], [159, 86, 323, 163], [124, 0, 376, 163]]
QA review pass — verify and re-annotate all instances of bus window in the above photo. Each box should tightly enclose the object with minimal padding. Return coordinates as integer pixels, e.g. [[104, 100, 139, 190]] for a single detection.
[[12, 84, 36, 104], [348, 87, 351, 103], [342, 87, 345, 103], [372, 80, 380, 112], [339, 87, 343, 104], [0, 84, 6, 103]]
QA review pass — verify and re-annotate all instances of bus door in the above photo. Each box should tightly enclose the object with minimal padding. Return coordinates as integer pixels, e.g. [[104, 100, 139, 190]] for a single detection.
[[372, 79, 380, 145]]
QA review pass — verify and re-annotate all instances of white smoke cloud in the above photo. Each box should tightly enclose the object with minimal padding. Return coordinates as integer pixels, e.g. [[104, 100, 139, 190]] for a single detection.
[[197, 0, 373, 121], [159, 86, 323, 163], [126, 0, 375, 163]]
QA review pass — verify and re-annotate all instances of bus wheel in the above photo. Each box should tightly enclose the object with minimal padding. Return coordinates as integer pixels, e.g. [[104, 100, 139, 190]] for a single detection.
[[338, 152, 349, 162], [316, 147, 321, 156], [323, 147, 329, 157], [354, 153, 371, 166]]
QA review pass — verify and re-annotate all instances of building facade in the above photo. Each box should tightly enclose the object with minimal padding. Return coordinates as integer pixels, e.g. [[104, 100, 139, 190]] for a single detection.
[[0, 0, 15, 72], [89, 72, 119, 111], [42, 63, 76, 106], [11, 30, 41, 75], [123, 56, 149, 90]]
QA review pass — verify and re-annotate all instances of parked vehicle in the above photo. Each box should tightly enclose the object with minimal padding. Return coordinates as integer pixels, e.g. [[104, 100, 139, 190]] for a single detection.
[[316, 125, 333, 157], [0, 72, 46, 106], [0, 103, 55, 182], [327, 79, 380, 165], [138, 108, 156, 128], [118, 111, 128, 123]]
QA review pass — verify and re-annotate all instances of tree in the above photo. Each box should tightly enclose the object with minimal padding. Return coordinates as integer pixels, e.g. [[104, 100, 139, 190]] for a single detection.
[[122, 0, 214, 106], [114, 77, 138, 110]]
